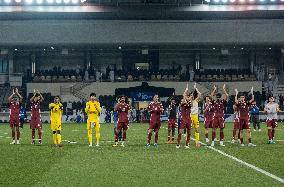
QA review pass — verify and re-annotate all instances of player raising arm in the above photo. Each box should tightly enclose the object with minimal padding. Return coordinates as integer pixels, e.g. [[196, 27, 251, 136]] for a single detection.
[[146, 94, 164, 148], [49, 96, 63, 147], [203, 95, 214, 145], [167, 97, 177, 144], [176, 85, 192, 149], [211, 84, 228, 147], [8, 88, 23, 145], [113, 95, 131, 147], [231, 99, 241, 144], [190, 83, 202, 147], [30, 89, 44, 145], [264, 95, 280, 144], [85, 93, 102, 147], [234, 87, 256, 147]]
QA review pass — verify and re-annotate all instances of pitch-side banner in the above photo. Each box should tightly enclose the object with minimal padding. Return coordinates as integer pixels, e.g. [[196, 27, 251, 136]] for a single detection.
[[131, 92, 156, 102]]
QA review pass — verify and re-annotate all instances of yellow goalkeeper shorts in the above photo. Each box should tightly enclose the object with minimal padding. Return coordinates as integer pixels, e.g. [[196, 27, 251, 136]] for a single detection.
[[87, 120, 100, 130], [191, 114, 200, 129], [51, 119, 62, 131]]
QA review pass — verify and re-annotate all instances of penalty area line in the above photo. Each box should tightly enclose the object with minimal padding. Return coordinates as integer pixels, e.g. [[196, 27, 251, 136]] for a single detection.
[[193, 138, 284, 184]]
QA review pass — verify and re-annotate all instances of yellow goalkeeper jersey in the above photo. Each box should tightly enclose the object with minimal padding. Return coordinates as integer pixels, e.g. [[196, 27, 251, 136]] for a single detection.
[[49, 102, 63, 120], [85, 100, 101, 121]]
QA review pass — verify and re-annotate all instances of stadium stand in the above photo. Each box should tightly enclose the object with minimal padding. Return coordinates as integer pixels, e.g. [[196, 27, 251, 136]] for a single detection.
[[31, 67, 257, 83], [194, 69, 257, 82]]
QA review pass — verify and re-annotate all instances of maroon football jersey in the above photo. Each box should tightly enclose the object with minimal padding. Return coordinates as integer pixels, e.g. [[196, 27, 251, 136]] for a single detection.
[[236, 101, 251, 120], [213, 99, 226, 118], [115, 103, 130, 123], [9, 101, 20, 119], [31, 101, 41, 117], [180, 101, 191, 121], [203, 102, 214, 121], [168, 104, 177, 120], [148, 101, 164, 122]]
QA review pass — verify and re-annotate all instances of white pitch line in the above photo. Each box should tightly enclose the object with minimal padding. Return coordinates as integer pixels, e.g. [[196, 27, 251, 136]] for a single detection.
[[209, 139, 284, 143], [61, 140, 77, 144], [194, 138, 284, 184], [98, 140, 118, 143]]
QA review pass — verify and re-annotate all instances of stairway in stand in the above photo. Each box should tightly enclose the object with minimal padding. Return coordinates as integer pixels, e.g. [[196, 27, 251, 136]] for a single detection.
[[60, 82, 91, 101], [272, 84, 284, 96], [271, 72, 284, 96]]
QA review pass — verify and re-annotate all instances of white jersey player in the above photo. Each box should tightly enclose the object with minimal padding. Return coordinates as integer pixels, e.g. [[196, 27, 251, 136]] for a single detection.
[[264, 95, 280, 144]]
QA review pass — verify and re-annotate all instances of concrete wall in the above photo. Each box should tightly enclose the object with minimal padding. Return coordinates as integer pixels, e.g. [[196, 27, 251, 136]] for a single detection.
[[26, 82, 72, 96]]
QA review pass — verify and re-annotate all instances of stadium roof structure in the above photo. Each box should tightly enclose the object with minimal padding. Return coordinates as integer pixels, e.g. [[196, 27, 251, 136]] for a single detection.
[[0, 4, 284, 20]]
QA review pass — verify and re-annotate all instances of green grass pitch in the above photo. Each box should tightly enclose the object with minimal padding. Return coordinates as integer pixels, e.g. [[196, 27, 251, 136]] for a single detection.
[[0, 122, 283, 187]]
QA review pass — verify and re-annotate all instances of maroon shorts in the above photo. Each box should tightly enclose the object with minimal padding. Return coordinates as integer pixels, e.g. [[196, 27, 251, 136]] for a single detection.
[[180, 119, 191, 129], [233, 118, 240, 129], [266, 119, 277, 128], [30, 116, 42, 129], [239, 119, 250, 130], [10, 117, 20, 127], [149, 121, 161, 130], [213, 117, 225, 129], [204, 118, 213, 129], [168, 119, 176, 129], [117, 122, 128, 131]]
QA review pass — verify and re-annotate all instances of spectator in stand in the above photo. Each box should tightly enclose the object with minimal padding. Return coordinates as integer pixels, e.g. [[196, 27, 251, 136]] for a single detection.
[[273, 75, 278, 92], [106, 66, 111, 78], [255, 65, 260, 81], [275, 95, 280, 104], [143, 108, 148, 120], [53, 66, 58, 74], [136, 108, 141, 123], [93, 67, 97, 78], [88, 66, 94, 77], [250, 101, 261, 132], [76, 112, 82, 123], [75, 69, 80, 77], [267, 74, 273, 91], [140, 108, 145, 121], [107, 109, 112, 123], [96, 71, 101, 82], [190, 69, 195, 81], [110, 70, 114, 82], [146, 108, 150, 120], [279, 95, 284, 111], [84, 70, 89, 81], [260, 66, 265, 81], [131, 108, 136, 122], [19, 106, 27, 129], [177, 65, 182, 75], [83, 111, 88, 123], [100, 106, 106, 123]]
